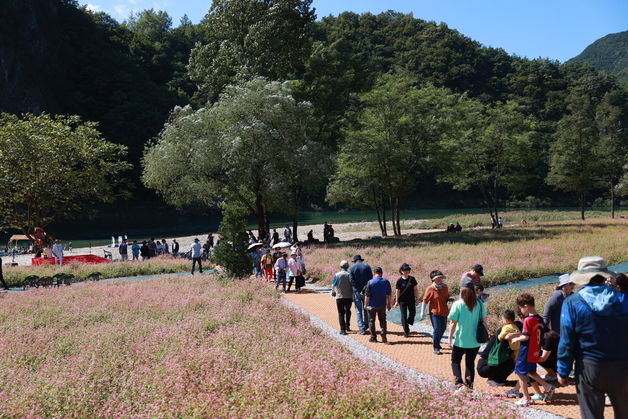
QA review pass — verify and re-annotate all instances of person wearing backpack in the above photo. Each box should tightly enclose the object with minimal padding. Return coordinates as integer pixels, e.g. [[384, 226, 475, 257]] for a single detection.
[[393, 263, 419, 338], [478, 310, 518, 387]]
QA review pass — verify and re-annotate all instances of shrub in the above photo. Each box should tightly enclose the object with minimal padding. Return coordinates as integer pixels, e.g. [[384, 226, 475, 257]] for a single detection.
[[213, 203, 252, 278]]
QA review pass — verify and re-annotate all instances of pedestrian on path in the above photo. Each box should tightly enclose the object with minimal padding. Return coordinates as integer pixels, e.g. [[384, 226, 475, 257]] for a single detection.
[[118, 239, 128, 261], [274, 253, 288, 293], [557, 256, 628, 419], [331, 260, 353, 335], [131, 240, 140, 261], [543, 273, 575, 334], [394, 263, 419, 338], [421, 270, 450, 354], [261, 249, 274, 281], [349, 254, 373, 335], [52, 239, 64, 265], [364, 267, 393, 344], [140, 241, 149, 261], [287, 252, 305, 293], [507, 293, 555, 407], [447, 286, 487, 391], [190, 238, 203, 274], [460, 264, 484, 289]]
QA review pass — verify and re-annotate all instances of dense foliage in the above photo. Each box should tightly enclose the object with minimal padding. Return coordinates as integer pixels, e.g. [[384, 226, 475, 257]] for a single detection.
[[0, 113, 130, 236], [1, 1, 627, 231]]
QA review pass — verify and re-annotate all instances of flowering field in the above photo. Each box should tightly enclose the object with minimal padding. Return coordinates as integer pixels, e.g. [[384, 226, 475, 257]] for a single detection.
[[0, 275, 517, 418], [2, 257, 191, 287], [305, 219, 627, 292]]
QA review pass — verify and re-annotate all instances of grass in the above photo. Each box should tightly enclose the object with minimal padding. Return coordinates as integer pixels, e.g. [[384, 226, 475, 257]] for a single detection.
[[0, 275, 518, 418], [1, 257, 192, 288], [304, 219, 628, 293]]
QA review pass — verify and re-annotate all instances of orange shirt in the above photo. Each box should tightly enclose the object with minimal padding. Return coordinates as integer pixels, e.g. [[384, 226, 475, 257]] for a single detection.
[[422, 284, 450, 317]]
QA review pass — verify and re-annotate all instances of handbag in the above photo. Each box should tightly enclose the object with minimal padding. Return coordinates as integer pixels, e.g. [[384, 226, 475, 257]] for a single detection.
[[476, 300, 489, 343]]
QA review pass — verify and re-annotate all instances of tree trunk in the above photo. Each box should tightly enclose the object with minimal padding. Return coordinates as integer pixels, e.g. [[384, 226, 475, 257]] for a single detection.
[[579, 193, 586, 220], [388, 195, 399, 236], [395, 196, 401, 236], [0, 259, 8, 290], [382, 205, 388, 237], [255, 194, 265, 237], [376, 208, 384, 236], [292, 218, 298, 243], [610, 182, 615, 219]]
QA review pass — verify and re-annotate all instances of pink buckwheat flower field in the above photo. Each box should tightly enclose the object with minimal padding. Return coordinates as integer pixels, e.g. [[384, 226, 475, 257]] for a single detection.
[[0, 275, 517, 418], [304, 219, 627, 291]]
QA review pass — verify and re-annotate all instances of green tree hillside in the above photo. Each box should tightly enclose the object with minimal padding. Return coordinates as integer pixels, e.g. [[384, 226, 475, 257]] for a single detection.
[[567, 31, 628, 86]]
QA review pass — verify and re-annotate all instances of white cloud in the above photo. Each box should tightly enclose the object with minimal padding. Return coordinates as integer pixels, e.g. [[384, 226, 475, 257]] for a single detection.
[[113, 5, 132, 19], [85, 3, 102, 12]]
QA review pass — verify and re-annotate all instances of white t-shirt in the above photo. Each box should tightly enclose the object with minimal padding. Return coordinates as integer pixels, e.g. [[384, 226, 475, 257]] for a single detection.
[[190, 242, 202, 258], [52, 243, 63, 258]]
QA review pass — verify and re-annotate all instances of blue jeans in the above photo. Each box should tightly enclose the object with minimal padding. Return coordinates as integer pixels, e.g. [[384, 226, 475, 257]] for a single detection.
[[430, 314, 447, 350], [352, 289, 369, 331], [275, 271, 286, 291]]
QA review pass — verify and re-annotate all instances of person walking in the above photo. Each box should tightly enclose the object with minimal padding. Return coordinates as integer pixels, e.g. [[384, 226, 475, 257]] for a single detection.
[[171, 239, 179, 257], [148, 238, 157, 258], [260, 249, 274, 282], [274, 253, 288, 293], [543, 273, 575, 334], [421, 270, 450, 354], [118, 239, 128, 261], [364, 267, 393, 344], [287, 251, 305, 293], [460, 264, 484, 289], [140, 241, 149, 261], [448, 286, 487, 391], [161, 239, 169, 254], [207, 233, 214, 249], [131, 240, 140, 261], [283, 226, 292, 243], [349, 254, 373, 335], [557, 256, 628, 419], [331, 260, 353, 335], [190, 238, 203, 274], [394, 263, 419, 338], [272, 229, 279, 246], [52, 239, 64, 265]]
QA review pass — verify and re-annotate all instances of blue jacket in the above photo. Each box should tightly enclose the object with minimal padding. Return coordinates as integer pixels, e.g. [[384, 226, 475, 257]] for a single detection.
[[557, 285, 628, 377], [348, 261, 373, 293]]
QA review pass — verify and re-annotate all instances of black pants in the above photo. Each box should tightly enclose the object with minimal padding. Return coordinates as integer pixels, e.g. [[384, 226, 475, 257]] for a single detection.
[[451, 345, 480, 385], [336, 298, 352, 331], [476, 357, 514, 383], [191, 257, 203, 274], [575, 358, 628, 419], [368, 306, 387, 337], [398, 301, 416, 334]]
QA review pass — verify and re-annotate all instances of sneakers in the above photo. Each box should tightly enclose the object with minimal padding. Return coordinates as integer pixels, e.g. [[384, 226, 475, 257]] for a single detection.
[[339, 330, 348, 335], [515, 398, 534, 407], [433, 349, 442, 355], [368, 337, 377, 343], [454, 383, 467, 393], [505, 389, 523, 398], [543, 374, 558, 382], [403, 332, 409, 338], [360, 329, 369, 335], [531, 394, 545, 401], [381, 336, 391, 345]]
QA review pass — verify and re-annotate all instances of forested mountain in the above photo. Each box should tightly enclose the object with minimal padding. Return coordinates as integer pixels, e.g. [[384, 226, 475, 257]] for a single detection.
[[568, 31, 628, 86], [1, 0, 626, 226]]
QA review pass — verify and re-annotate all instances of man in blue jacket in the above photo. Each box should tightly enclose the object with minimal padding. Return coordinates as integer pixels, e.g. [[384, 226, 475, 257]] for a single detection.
[[349, 254, 373, 335], [557, 256, 628, 419]]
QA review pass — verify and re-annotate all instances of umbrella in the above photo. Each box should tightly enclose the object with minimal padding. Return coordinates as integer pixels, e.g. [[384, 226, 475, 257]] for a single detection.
[[247, 242, 263, 250], [272, 242, 292, 249]]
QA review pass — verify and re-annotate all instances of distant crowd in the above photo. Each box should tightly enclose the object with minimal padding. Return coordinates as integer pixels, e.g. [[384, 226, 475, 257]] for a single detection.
[[328, 255, 627, 417]]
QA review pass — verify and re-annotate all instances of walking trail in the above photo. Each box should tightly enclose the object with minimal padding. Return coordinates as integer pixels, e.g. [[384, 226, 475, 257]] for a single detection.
[[283, 287, 614, 419]]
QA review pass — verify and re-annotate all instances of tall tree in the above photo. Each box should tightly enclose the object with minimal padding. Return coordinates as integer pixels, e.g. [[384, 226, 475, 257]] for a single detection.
[[547, 88, 602, 220], [188, 0, 315, 103], [143, 78, 324, 235], [595, 89, 628, 218], [0, 113, 130, 236], [439, 100, 537, 224]]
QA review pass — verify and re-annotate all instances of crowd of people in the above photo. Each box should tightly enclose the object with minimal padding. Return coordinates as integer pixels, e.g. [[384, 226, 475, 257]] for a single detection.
[[329, 255, 628, 417], [249, 241, 306, 293]]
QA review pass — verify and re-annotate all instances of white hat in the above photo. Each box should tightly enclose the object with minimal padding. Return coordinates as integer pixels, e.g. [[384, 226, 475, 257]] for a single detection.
[[340, 260, 349, 269], [570, 256, 617, 285], [558, 273, 574, 288]]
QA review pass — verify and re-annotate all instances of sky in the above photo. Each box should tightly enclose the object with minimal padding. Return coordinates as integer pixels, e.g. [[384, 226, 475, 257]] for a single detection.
[[79, 0, 627, 62]]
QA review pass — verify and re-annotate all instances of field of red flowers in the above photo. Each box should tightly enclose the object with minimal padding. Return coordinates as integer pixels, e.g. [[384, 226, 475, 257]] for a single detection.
[[0, 275, 517, 418]]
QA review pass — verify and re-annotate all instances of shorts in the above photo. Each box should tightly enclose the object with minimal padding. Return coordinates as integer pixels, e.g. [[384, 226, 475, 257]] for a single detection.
[[515, 359, 537, 375]]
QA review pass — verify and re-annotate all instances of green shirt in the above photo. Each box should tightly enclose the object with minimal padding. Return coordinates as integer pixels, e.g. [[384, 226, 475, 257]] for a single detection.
[[448, 299, 486, 348]]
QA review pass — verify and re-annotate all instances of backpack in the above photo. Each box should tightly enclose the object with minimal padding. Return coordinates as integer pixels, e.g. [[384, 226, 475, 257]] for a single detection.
[[488, 336, 512, 366]]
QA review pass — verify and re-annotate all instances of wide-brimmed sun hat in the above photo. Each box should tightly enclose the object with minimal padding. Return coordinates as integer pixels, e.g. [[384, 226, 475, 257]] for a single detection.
[[352, 254, 363, 262], [570, 256, 617, 285], [558, 273, 574, 288]]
